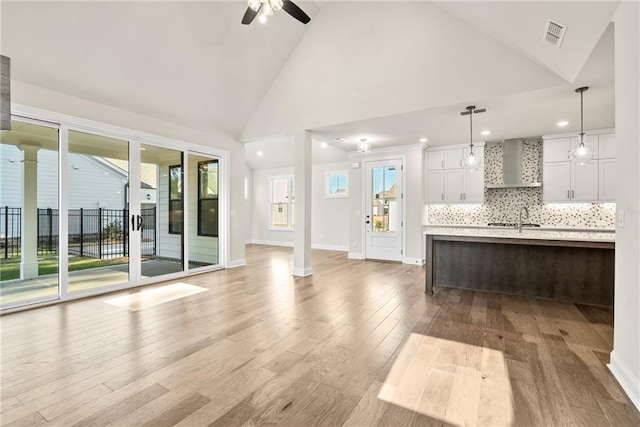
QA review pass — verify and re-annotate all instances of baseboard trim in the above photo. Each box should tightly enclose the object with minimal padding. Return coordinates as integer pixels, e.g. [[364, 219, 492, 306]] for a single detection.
[[247, 241, 348, 252], [312, 244, 348, 252], [227, 259, 246, 268], [248, 239, 294, 248], [608, 351, 640, 411], [403, 257, 425, 265], [348, 252, 365, 260], [292, 267, 313, 277]]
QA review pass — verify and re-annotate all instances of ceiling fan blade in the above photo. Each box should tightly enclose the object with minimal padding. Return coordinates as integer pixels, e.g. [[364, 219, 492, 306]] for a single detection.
[[282, 1, 311, 24], [242, 5, 260, 25]]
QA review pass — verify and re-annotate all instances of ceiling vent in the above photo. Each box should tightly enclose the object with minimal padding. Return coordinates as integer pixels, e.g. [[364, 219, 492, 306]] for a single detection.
[[544, 19, 566, 48]]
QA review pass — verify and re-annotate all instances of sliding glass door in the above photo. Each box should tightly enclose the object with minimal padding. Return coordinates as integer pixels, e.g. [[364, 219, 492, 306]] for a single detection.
[[139, 144, 184, 279], [67, 130, 130, 293], [2, 113, 226, 311], [0, 119, 60, 309], [188, 153, 220, 271]]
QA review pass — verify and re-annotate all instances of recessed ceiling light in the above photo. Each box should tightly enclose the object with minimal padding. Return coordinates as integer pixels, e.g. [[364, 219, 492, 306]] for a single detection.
[[419, 137, 428, 143], [481, 130, 491, 136], [256, 151, 263, 157], [321, 142, 328, 148], [557, 120, 569, 127]]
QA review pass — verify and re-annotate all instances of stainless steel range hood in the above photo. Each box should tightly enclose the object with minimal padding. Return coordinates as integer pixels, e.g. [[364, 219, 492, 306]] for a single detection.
[[486, 139, 542, 189]]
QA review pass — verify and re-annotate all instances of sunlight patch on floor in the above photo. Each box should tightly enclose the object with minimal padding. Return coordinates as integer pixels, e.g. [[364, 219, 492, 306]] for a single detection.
[[378, 332, 514, 426], [103, 282, 207, 311]]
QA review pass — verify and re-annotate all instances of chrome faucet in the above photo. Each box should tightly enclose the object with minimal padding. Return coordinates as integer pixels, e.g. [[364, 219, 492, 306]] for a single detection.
[[518, 206, 529, 233]]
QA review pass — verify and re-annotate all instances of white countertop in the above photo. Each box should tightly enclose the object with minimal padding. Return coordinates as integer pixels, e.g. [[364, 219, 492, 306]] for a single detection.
[[423, 224, 615, 232], [424, 226, 615, 243]]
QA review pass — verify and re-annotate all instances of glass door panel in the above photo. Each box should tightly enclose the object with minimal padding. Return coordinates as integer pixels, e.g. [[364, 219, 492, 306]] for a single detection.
[[67, 130, 129, 292], [140, 144, 183, 278], [188, 153, 219, 270], [0, 120, 59, 308]]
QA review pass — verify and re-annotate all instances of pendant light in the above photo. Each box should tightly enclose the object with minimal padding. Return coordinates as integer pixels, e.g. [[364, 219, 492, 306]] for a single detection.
[[460, 105, 485, 172], [570, 86, 594, 165], [358, 138, 370, 154]]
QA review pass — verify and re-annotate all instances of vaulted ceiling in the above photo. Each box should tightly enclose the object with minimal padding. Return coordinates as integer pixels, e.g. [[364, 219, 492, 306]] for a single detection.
[[1, 1, 618, 159]]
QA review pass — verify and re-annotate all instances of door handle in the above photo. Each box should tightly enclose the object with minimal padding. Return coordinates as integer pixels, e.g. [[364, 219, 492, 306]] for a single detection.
[[136, 215, 142, 231], [567, 190, 571, 199], [131, 214, 136, 231], [572, 190, 575, 199]]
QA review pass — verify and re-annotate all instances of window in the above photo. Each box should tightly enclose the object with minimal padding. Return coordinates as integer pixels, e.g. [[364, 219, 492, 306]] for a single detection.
[[198, 160, 218, 237], [168, 165, 183, 234], [270, 176, 294, 230], [325, 170, 348, 198]]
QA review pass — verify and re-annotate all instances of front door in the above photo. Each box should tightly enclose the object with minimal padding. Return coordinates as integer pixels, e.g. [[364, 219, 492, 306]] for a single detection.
[[365, 159, 403, 261]]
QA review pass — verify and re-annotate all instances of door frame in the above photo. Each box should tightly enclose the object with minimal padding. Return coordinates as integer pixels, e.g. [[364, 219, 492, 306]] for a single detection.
[[361, 155, 406, 262], [3, 104, 230, 312]]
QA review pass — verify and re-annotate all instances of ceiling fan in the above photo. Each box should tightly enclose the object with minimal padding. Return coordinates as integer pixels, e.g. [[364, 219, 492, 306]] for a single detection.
[[242, 0, 311, 25]]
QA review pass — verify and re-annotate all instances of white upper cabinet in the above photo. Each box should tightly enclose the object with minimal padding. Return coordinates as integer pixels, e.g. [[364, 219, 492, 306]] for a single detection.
[[543, 162, 571, 202], [598, 133, 616, 159], [571, 161, 599, 201], [426, 151, 444, 171], [426, 170, 444, 203], [542, 130, 615, 203], [444, 169, 465, 202], [544, 137, 572, 162], [464, 168, 485, 203], [444, 149, 464, 169], [599, 158, 616, 201], [425, 144, 484, 204]]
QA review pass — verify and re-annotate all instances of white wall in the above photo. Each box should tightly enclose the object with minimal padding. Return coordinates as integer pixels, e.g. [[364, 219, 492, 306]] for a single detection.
[[11, 80, 248, 265], [251, 163, 350, 250], [611, 2, 640, 411], [347, 146, 424, 264]]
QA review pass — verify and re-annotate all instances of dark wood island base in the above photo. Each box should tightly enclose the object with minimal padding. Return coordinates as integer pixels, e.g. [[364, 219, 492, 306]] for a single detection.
[[425, 234, 615, 306]]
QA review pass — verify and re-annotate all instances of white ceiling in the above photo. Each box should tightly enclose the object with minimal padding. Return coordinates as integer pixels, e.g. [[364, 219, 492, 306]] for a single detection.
[[1, 1, 318, 138], [1, 1, 618, 170], [313, 23, 615, 150]]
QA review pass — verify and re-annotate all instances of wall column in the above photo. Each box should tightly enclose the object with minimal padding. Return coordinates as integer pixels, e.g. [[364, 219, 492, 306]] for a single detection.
[[610, 2, 640, 411], [292, 130, 312, 277], [20, 144, 39, 280]]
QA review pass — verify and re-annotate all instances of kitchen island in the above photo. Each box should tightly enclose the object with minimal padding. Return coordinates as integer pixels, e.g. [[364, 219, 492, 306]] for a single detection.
[[424, 227, 615, 306]]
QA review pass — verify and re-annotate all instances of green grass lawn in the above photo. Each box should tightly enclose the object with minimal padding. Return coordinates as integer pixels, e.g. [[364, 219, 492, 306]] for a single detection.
[[0, 256, 128, 281]]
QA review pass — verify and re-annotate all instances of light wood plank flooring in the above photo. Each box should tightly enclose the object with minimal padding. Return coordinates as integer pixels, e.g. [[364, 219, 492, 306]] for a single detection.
[[1, 244, 639, 426]]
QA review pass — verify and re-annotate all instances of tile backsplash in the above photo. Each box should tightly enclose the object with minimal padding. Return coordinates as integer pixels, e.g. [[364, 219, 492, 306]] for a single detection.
[[425, 140, 616, 228]]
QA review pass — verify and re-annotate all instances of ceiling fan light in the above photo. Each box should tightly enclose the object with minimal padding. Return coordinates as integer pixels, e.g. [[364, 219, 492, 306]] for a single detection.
[[247, 0, 261, 12], [270, 0, 283, 12], [262, 2, 274, 16]]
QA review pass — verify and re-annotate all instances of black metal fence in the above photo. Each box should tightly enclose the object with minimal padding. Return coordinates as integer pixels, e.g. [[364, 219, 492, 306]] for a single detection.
[[1, 207, 21, 259], [1, 207, 156, 259]]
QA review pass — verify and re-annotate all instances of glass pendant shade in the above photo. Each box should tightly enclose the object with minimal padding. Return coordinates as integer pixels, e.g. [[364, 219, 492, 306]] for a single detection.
[[462, 151, 483, 172], [270, 0, 284, 11], [570, 141, 594, 165]]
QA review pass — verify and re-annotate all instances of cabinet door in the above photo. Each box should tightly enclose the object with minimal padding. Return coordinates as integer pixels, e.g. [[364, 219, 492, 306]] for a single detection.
[[543, 162, 571, 202], [571, 161, 599, 201], [444, 149, 464, 169], [426, 151, 444, 171], [444, 169, 465, 202], [599, 158, 616, 201], [464, 168, 484, 203], [544, 138, 572, 163], [599, 133, 616, 159], [426, 170, 444, 203]]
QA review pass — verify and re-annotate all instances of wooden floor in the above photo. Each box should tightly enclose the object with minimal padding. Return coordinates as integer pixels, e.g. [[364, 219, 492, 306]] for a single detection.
[[1, 245, 639, 426]]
